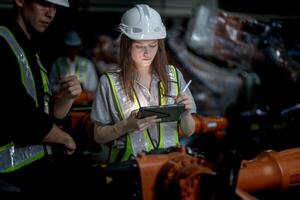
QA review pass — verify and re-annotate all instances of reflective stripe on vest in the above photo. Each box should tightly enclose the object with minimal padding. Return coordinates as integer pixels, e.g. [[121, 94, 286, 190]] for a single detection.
[[0, 143, 45, 173], [106, 72, 154, 162], [106, 65, 180, 163], [36, 53, 52, 114], [36, 54, 51, 95], [0, 26, 49, 173], [158, 65, 180, 148], [0, 26, 37, 106], [55, 57, 88, 83]]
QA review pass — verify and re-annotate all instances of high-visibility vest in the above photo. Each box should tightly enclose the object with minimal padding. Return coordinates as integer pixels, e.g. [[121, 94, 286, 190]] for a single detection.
[[106, 65, 180, 163], [0, 26, 51, 173], [54, 57, 88, 83]]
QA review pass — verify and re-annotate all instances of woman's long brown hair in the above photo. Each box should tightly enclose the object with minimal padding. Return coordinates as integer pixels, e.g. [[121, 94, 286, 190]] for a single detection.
[[119, 35, 170, 101]]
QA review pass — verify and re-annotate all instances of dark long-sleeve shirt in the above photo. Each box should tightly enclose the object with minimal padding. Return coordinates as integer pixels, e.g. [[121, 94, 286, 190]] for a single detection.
[[0, 21, 54, 146]]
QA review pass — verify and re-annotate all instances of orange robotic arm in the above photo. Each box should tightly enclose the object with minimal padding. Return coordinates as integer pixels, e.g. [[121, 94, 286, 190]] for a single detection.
[[237, 147, 300, 193], [136, 147, 215, 200], [54, 90, 94, 106], [72, 90, 94, 106], [179, 114, 228, 139], [136, 147, 300, 200]]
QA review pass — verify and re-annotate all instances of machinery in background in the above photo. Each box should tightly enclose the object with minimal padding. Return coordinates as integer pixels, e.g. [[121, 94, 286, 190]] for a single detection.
[[182, 114, 227, 139], [225, 102, 300, 160], [57, 89, 300, 200], [98, 146, 300, 200], [237, 147, 300, 195], [92, 111, 300, 200]]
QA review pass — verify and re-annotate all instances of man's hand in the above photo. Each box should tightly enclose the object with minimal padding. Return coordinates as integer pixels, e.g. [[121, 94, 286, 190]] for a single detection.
[[43, 124, 76, 155], [63, 133, 76, 155], [59, 75, 82, 99]]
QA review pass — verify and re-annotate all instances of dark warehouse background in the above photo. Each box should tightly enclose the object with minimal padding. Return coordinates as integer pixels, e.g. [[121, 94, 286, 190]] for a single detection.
[[1, 0, 300, 198]]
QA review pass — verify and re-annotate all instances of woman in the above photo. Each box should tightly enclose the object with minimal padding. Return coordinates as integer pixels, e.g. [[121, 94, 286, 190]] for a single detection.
[[91, 4, 196, 163]]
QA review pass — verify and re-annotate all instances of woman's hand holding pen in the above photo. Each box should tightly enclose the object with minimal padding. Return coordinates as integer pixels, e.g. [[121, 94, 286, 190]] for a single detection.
[[175, 80, 195, 136], [174, 92, 193, 116], [174, 80, 193, 116]]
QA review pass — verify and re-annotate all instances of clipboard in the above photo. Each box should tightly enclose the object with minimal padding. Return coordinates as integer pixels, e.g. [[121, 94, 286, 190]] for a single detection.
[[138, 104, 185, 122]]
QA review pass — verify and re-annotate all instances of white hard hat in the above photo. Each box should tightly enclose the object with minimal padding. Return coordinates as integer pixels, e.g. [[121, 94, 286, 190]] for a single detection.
[[119, 4, 166, 40], [64, 31, 82, 46], [44, 0, 69, 7]]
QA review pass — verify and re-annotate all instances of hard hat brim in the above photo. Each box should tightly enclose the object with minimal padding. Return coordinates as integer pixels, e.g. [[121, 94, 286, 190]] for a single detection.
[[44, 0, 69, 7]]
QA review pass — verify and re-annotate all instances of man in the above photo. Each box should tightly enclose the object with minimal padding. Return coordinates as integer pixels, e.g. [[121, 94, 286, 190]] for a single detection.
[[0, 0, 81, 193], [92, 34, 118, 76], [49, 30, 98, 106]]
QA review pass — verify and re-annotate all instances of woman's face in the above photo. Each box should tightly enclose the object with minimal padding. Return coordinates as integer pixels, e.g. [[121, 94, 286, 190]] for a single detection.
[[131, 40, 158, 69]]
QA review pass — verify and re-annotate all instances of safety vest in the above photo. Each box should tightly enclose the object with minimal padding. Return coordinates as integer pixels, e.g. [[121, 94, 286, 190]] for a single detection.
[[106, 65, 180, 163], [0, 26, 51, 173], [54, 57, 88, 83]]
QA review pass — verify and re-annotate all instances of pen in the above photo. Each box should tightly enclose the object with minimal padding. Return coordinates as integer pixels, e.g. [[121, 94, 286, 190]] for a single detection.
[[182, 80, 192, 93]]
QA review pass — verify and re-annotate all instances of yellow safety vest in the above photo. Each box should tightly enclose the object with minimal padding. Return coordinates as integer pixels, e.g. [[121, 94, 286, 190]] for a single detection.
[[0, 26, 51, 173], [54, 57, 88, 83], [106, 65, 180, 163]]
